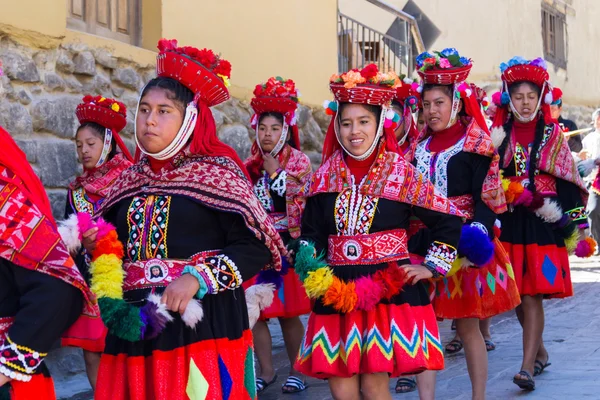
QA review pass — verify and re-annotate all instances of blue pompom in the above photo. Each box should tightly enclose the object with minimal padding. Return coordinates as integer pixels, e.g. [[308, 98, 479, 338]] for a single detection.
[[441, 47, 459, 57], [459, 56, 470, 66], [257, 269, 283, 290], [499, 62, 508, 73], [501, 92, 510, 105], [458, 224, 494, 266]]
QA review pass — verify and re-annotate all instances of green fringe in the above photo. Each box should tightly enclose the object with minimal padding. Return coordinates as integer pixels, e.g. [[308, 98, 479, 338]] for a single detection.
[[98, 297, 144, 342], [294, 242, 328, 282]]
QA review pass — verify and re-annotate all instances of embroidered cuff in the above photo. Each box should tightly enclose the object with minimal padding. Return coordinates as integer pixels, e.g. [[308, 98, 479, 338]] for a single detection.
[[0, 335, 46, 381], [194, 255, 242, 293], [182, 265, 211, 299], [566, 207, 588, 223], [270, 170, 287, 198], [422, 261, 442, 279], [424, 241, 457, 277]]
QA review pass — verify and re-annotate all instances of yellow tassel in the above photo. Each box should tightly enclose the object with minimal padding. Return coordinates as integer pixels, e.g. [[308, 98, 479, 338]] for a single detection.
[[564, 229, 580, 254], [501, 178, 510, 193], [303, 267, 334, 298], [90, 254, 124, 299], [446, 258, 463, 278]]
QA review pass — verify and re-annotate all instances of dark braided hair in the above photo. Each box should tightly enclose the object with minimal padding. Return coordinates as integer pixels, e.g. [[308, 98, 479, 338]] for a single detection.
[[76, 121, 118, 160], [497, 81, 544, 192], [141, 77, 194, 114]]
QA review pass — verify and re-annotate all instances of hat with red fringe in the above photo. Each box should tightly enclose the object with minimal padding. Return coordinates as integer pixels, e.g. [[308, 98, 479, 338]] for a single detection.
[[250, 76, 301, 153], [76, 95, 133, 163], [394, 76, 421, 113], [416, 48, 472, 85], [134, 39, 248, 180], [76, 95, 127, 133], [493, 56, 560, 126], [322, 64, 402, 162], [156, 39, 231, 107]]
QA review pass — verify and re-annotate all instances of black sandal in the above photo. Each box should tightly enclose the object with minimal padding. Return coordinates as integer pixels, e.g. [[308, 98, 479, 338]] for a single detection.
[[484, 339, 496, 352], [281, 376, 307, 394], [445, 339, 463, 354], [534, 358, 551, 376], [395, 377, 417, 393], [256, 374, 278, 394], [513, 370, 535, 391]]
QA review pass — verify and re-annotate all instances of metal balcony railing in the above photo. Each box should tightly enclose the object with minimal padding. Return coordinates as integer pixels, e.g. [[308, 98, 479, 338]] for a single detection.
[[338, 12, 411, 76]]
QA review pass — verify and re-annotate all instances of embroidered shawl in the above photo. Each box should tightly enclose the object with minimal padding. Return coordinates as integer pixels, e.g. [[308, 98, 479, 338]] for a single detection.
[[309, 145, 464, 217], [98, 149, 286, 270], [0, 167, 97, 317], [69, 153, 132, 198], [502, 122, 587, 202]]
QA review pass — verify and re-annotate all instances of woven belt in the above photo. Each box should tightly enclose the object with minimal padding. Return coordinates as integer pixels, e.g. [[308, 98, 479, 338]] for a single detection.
[[123, 250, 220, 292], [327, 229, 408, 266]]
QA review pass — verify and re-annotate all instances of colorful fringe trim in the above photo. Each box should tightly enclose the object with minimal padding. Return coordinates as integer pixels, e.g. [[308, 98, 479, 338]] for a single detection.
[[294, 243, 408, 313]]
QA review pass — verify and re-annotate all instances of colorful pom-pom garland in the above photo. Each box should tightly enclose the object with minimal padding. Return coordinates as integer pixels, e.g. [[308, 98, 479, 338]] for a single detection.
[[294, 243, 408, 313], [60, 213, 207, 342], [500, 173, 595, 258]]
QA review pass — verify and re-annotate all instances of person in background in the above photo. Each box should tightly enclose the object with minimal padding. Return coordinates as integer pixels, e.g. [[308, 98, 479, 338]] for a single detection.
[[579, 109, 600, 247], [550, 98, 581, 152]]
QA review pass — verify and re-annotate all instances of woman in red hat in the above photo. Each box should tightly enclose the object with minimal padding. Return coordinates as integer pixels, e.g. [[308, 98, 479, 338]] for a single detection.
[[397, 49, 521, 400], [293, 64, 463, 399], [80, 39, 286, 400], [0, 125, 96, 399], [491, 56, 591, 390], [244, 77, 312, 394], [60, 95, 133, 390]]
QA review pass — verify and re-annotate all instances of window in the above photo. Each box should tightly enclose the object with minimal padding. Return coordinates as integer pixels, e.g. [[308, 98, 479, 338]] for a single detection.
[[542, 4, 567, 69], [67, 0, 141, 46]]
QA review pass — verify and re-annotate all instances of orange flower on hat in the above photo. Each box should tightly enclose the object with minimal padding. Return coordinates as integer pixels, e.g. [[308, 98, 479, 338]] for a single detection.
[[343, 70, 366, 89]]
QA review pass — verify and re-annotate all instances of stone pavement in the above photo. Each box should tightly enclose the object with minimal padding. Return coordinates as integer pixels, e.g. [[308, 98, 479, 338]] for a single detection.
[[51, 256, 600, 399]]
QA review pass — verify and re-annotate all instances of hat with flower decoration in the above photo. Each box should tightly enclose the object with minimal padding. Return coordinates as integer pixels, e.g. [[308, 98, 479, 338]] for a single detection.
[[76, 95, 133, 165], [134, 39, 248, 179], [415, 48, 489, 132], [493, 56, 561, 126], [250, 77, 301, 155], [321, 64, 402, 162]]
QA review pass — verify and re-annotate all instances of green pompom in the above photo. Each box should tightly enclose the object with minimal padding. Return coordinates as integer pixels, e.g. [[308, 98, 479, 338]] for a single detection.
[[98, 297, 144, 342], [294, 242, 328, 282]]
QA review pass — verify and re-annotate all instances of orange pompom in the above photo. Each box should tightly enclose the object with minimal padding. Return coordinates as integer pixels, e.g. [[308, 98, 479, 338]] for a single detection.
[[91, 230, 124, 260], [323, 278, 357, 313], [585, 237, 598, 255], [506, 181, 524, 203]]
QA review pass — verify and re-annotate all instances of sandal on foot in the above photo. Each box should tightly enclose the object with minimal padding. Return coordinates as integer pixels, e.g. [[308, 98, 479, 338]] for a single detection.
[[451, 320, 457, 331], [484, 339, 496, 352], [513, 370, 535, 391], [534, 358, 551, 376], [281, 376, 307, 394], [395, 377, 417, 393], [256, 375, 277, 394], [445, 339, 463, 354]]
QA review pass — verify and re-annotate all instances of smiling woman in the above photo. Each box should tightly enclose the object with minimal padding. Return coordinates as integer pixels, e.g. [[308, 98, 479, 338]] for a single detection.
[[337, 103, 381, 157]]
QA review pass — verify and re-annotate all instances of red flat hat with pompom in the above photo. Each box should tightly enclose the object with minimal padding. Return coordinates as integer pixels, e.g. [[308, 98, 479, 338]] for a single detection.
[[328, 64, 399, 106], [418, 64, 472, 85], [76, 95, 127, 133], [156, 39, 231, 107], [502, 64, 549, 88]]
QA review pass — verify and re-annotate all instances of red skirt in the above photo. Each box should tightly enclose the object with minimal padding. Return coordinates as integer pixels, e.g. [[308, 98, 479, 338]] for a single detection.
[[432, 238, 521, 319], [245, 268, 312, 320], [295, 303, 444, 378], [61, 314, 107, 352], [502, 242, 573, 298], [95, 330, 257, 400], [4, 371, 56, 400]]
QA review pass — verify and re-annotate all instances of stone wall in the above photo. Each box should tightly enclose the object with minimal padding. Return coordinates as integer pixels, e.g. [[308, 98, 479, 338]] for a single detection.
[[0, 37, 328, 220]]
